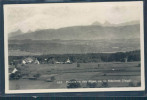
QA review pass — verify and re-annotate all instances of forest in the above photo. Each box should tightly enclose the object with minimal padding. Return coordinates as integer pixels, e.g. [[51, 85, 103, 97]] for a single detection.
[[9, 50, 140, 65]]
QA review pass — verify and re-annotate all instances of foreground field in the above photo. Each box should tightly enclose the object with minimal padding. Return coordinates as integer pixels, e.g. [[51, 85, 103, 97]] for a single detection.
[[9, 61, 141, 90]]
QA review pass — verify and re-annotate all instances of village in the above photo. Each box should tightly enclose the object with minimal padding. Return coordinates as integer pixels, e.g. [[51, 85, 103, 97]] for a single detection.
[[21, 57, 72, 65], [9, 57, 72, 78]]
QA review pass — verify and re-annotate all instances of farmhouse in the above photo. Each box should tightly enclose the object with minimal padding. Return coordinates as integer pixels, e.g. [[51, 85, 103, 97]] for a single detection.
[[9, 67, 18, 75], [22, 57, 40, 64], [54, 58, 71, 64], [22, 60, 26, 64], [65, 58, 71, 64], [22, 57, 34, 64], [12, 68, 18, 73], [44, 58, 48, 61], [55, 61, 64, 64], [124, 57, 128, 63]]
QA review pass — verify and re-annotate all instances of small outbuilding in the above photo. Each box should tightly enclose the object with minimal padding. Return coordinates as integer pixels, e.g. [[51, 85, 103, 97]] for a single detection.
[[34, 59, 40, 64], [65, 58, 71, 64], [22, 57, 34, 64], [9, 67, 18, 75]]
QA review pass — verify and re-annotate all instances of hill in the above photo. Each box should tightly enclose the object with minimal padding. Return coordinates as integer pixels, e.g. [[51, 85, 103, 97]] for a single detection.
[[8, 39, 140, 55], [9, 24, 140, 40]]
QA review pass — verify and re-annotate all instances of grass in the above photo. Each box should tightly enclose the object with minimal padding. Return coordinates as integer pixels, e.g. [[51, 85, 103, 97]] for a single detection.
[[9, 61, 141, 90]]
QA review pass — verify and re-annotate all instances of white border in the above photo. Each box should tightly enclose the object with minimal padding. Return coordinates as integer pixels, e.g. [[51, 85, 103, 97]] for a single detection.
[[4, 1, 145, 94]]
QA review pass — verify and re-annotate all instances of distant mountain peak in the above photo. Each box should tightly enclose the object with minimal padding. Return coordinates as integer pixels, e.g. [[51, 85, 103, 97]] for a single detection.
[[27, 30, 33, 33], [9, 29, 24, 38], [10, 23, 140, 40], [103, 21, 112, 26], [91, 21, 102, 26], [15, 29, 23, 33], [117, 20, 140, 26], [91, 21, 113, 26], [91, 20, 140, 27]]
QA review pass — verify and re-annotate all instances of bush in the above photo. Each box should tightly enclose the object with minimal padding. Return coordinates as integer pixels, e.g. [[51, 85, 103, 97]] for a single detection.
[[33, 73, 40, 78], [9, 71, 21, 80], [136, 81, 141, 87], [103, 73, 107, 76], [67, 79, 81, 88], [51, 76, 55, 81], [98, 64, 100, 67], [101, 80, 108, 87], [128, 82, 136, 87], [9, 73, 16, 80], [77, 63, 80, 67], [137, 63, 141, 67]]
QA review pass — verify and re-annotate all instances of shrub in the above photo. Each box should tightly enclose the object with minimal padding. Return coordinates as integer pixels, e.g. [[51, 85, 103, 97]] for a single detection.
[[9, 73, 15, 80], [51, 76, 55, 81], [137, 63, 141, 67], [103, 73, 107, 76], [77, 63, 80, 67], [128, 82, 136, 87], [98, 64, 100, 67], [33, 73, 40, 78], [9, 72, 21, 80], [136, 81, 141, 87], [67, 79, 81, 88], [101, 80, 108, 87]]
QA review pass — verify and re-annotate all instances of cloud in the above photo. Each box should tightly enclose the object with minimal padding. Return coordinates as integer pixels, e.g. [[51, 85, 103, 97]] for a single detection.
[[4, 2, 142, 34]]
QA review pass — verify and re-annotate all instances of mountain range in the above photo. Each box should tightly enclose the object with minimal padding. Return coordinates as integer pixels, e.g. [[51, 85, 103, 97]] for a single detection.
[[9, 20, 140, 40]]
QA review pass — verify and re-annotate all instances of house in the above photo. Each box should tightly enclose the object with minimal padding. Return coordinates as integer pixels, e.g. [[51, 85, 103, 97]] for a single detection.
[[44, 58, 47, 61], [22, 57, 40, 64], [55, 61, 64, 64], [22, 57, 34, 64], [9, 67, 20, 80], [34, 59, 40, 64], [12, 68, 18, 73], [22, 60, 27, 64], [65, 58, 71, 64], [9, 67, 18, 75]]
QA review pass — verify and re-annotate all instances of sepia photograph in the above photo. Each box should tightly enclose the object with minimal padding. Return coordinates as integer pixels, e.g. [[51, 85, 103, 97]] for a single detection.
[[4, 1, 145, 93]]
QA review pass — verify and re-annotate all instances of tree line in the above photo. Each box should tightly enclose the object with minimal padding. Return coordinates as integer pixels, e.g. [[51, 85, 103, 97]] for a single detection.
[[9, 50, 140, 65]]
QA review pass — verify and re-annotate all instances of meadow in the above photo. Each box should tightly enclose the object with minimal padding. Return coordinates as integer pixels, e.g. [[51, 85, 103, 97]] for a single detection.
[[9, 61, 141, 90]]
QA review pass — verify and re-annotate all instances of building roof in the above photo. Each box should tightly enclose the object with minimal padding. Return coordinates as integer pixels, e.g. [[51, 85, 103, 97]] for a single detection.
[[23, 57, 34, 62]]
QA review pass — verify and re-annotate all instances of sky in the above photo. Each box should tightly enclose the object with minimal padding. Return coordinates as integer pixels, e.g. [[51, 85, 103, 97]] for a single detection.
[[4, 1, 143, 34]]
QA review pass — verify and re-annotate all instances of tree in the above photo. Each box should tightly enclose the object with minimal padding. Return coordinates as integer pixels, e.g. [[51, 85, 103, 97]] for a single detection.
[[51, 76, 55, 81], [33, 73, 40, 79], [98, 64, 100, 67], [101, 80, 108, 87], [9, 71, 21, 80]]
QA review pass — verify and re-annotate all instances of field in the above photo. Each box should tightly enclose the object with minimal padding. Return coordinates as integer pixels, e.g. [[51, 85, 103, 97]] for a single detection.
[[9, 61, 141, 90], [8, 39, 140, 56]]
